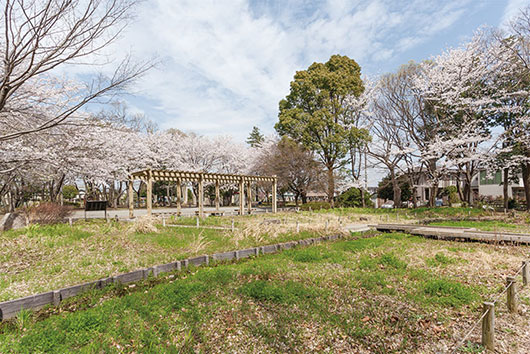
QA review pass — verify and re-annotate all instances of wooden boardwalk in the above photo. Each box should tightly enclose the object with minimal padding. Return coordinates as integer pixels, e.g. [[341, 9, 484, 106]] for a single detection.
[[370, 224, 530, 245]]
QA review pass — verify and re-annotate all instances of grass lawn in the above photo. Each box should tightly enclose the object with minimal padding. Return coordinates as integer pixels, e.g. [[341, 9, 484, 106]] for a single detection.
[[1, 232, 529, 352], [308, 206, 491, 218], [0, 213, 345, 302], [428, 219, 530, 233]]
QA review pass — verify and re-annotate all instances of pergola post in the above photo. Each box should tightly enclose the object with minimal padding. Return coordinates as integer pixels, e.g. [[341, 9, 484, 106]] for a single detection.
[[146, 169, 153, 216], [176, 178, 182, 215], [182, 183, 188, 204], [239, 177, 244, 215], [215, 180, 220, 211], [129, 170, 276, 216], [198, 174, 204, 218], [272, 176, 277, 213], [247, 182, 252, 214], [128, 176, 134, 219]]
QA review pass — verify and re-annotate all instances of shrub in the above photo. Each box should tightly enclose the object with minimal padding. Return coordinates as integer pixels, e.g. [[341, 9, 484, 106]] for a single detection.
[[337, 187, 373, 208], [300, 201, 331, 211], [508, 198, 519, 209], [440, 186, 460, 206], [25, 203, 72, 224], [62, 185, 78, 200]]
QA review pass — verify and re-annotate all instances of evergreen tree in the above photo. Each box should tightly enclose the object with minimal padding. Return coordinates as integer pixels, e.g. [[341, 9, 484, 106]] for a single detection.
[[246, 126, 264, 147]]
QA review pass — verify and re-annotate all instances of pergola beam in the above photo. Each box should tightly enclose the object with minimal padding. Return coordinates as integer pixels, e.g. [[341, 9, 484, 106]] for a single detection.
[[128, 169, 277, 217]]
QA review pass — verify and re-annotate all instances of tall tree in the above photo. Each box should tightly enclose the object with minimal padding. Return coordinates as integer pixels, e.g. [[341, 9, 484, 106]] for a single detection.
[[275, 54, 364, 207], [253, 137, 323, 206], [246, 126, 264, 147]]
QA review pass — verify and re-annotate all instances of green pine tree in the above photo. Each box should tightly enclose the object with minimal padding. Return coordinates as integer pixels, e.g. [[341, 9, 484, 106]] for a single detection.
[[246, 126, 264, 147]]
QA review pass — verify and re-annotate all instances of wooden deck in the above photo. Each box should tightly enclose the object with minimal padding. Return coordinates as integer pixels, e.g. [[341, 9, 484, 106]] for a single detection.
[[370, 224, 530, 245]]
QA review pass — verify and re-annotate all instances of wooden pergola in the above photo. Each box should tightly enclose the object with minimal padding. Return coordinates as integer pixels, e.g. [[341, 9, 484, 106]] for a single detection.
[[128, 169, 277, 218]]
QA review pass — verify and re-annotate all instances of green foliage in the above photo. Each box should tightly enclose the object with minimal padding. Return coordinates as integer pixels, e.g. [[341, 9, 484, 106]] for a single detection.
[[377, 174, 411, 201], [276, 54, 364, 156], [246, 126, 264, 147], [440, 186, 460, 205], [275, 54, 365, 202], [337, 187, 373, 207], [62, 185, 78, 200], [508, 198, 519, 209]]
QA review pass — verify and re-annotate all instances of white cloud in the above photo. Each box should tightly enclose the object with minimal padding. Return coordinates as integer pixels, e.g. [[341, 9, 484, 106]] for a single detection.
[[62, 0, 479, 140], [501, 0, 530, 27]]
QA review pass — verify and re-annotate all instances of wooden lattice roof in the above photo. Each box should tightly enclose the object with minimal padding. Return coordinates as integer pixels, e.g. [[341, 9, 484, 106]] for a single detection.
[[130, 169, 276, 183]]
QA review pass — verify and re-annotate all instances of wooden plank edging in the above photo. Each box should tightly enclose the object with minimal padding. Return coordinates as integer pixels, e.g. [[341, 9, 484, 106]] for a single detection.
[[0, 232, 347, 321]]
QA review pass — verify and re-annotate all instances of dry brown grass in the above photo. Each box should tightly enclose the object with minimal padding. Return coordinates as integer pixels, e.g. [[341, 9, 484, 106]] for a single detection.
[[129, 216, 159, 234]]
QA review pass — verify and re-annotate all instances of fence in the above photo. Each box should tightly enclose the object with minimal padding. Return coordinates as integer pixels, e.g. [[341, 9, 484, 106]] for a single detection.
[[452, 260, 530, 352]]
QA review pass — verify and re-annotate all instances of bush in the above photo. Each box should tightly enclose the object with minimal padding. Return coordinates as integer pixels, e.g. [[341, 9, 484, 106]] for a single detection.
[[300, 201, 331, 211], [337, 187, 373, 208], [440, 186, 460, 206], [25, 203, 72, 224], [62, 185, 78, 200], [508, 198, 519, 209]]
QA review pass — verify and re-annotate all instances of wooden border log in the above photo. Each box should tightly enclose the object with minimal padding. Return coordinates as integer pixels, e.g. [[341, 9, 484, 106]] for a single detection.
[[0, 292, 54, 320], [482, 302, 495, 350], [506, 276, 518, 313]]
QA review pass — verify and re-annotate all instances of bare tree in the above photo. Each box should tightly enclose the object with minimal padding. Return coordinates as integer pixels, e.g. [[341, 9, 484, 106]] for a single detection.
[[254, 137, 324, 206], [0, 0, 154, 141], [386, 63, 442, 207], [368, 74, 405, 207]]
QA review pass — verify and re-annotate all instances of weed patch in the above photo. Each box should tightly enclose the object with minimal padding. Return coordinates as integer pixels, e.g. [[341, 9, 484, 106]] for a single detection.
[[419, 278, 479, 308], [426, 252, 460, 267], [239, 280, 321, 304]]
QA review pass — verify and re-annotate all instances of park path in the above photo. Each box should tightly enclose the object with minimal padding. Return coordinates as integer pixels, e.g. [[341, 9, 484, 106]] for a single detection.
[[343, 223, 371, 233], [72, 206, 270, 219]]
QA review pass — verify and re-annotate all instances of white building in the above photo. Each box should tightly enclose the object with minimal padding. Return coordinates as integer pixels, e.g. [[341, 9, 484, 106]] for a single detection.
[[471, 171, 525, 200]]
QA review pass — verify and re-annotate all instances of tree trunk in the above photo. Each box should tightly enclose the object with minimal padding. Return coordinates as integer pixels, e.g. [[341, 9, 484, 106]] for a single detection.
[[327, 167, 335, 208], [522, 162, 530, 211], [430, 182, 438, 207], [503, 168, 509, 210], [456, 177, 464, 203], [391, 175, 401, 208], [361, 188, 366, 208], [294, 194, 299, 207], [301, 192, 307, 204], [411, 186, 418, 208]]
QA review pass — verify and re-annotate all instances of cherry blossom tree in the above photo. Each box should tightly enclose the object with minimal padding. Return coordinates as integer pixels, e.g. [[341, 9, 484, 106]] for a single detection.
[[0, 0, 153, 142]]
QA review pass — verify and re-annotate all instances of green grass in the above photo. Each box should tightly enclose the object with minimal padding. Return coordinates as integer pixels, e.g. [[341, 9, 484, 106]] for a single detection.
[[426, 252, 461, 267], [1, 232, 525, 352], [307, 206, 488, 218], [429, 220, 530, 233], [0, 217, 332, 301], [420, 278, 480, 308], [168, 215, 232, 227]]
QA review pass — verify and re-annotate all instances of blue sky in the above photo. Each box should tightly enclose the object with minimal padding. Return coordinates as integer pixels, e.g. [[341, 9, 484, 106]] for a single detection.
[[95, 0, 529, 141]]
